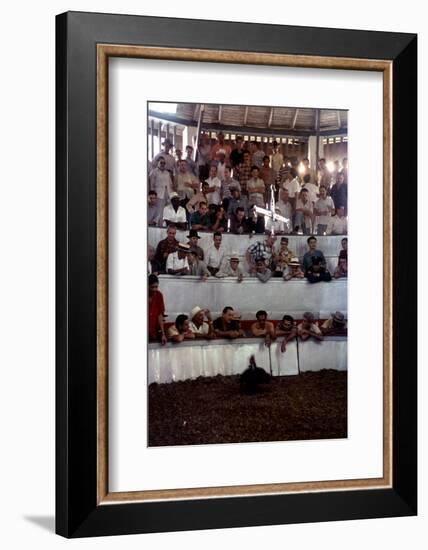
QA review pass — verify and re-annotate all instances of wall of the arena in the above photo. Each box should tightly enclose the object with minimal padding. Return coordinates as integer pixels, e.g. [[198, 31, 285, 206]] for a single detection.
[[148, 336, 347, 384], [158, 276, 347, 320]]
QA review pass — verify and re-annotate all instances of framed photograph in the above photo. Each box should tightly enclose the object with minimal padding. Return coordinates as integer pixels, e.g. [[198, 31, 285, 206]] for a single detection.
[[56, 11, 417, 537]]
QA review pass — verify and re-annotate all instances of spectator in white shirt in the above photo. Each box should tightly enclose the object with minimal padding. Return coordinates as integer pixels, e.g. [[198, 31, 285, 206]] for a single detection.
[[317, 158, 331, 189], [314, 185, 335, 235], [216, 254, 244, 282], [271, 140, 284, 181], [214, 152, 227, 182], [175, 159, 199, 203], [277, 188, 293, 231], [301, 174, 319, 204], [328, 206, 348, 235], [166, 243, 190, 276], [189, 306, 215, 339], [162, 193, 187, 230], [206, 232, 226, 276], [151, 139, 176, 173], [149, 156, 175, 212], [247, 165, 266, 208], [282, 168, 301, 209], [206, 164, 222, 205], [294, 188, 313, 235]]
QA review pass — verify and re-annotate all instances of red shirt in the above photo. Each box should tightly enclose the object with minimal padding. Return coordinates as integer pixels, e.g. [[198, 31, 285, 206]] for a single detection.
[[148, 291, 165, 341]]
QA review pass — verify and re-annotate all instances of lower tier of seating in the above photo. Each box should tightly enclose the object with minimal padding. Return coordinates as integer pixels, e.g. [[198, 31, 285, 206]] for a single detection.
[[158, 276, 347, 321], [148, 336, 347, 384]]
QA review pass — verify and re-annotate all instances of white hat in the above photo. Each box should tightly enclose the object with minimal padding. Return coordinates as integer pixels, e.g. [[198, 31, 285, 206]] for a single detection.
[[191, 306, 203, 319], [177, 242, 191, 252], [169, 192, 179, 199], [289, 257, 300, 267]]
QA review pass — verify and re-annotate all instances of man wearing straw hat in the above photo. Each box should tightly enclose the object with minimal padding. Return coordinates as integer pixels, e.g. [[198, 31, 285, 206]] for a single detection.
[[215, 253, 244, 282], [283, 257, 305, 281], [321, 311, 347, 334], [189, 306, 215, 339]]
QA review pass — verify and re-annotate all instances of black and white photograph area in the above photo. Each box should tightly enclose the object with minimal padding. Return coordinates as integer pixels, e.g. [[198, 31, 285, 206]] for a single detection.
[[147, 101, 348, 447]]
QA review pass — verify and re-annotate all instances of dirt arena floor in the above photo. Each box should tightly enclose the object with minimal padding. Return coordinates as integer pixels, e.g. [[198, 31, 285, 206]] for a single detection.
[[148, 370, 347, 446]]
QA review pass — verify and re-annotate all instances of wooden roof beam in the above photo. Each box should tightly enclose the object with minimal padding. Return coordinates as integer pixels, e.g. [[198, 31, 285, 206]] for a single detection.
[[291, 108, 299, 129], [267, 108, 274, 127], [243, 106, 249, 125], [193, 104, 199, 121]]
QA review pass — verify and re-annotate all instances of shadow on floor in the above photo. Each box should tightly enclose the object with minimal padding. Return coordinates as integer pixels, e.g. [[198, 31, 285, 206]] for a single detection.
[[24, 516, 55, 533]]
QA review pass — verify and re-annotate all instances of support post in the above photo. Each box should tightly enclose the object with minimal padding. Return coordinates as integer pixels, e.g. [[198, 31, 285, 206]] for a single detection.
[[315, 108, 320, 168], [194, 104, 204, 162]]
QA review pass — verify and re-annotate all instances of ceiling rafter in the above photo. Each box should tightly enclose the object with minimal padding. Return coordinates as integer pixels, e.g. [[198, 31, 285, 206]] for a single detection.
[[243, 106, 249, 125]]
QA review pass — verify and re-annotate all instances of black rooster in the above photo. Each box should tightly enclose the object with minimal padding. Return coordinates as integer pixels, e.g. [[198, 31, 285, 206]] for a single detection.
[[240, 355, 271, 394]]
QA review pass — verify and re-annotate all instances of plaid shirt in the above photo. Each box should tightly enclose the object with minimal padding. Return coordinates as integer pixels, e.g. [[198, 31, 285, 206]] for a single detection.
[[247, 241, 273, 263], [236, 162, 252, 195], [278, 164, 290, 184]]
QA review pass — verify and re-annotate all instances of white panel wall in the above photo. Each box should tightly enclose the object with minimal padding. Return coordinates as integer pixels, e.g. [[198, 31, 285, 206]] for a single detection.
[[148, 337, 347, 384], [157, 276, 347, 320]]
